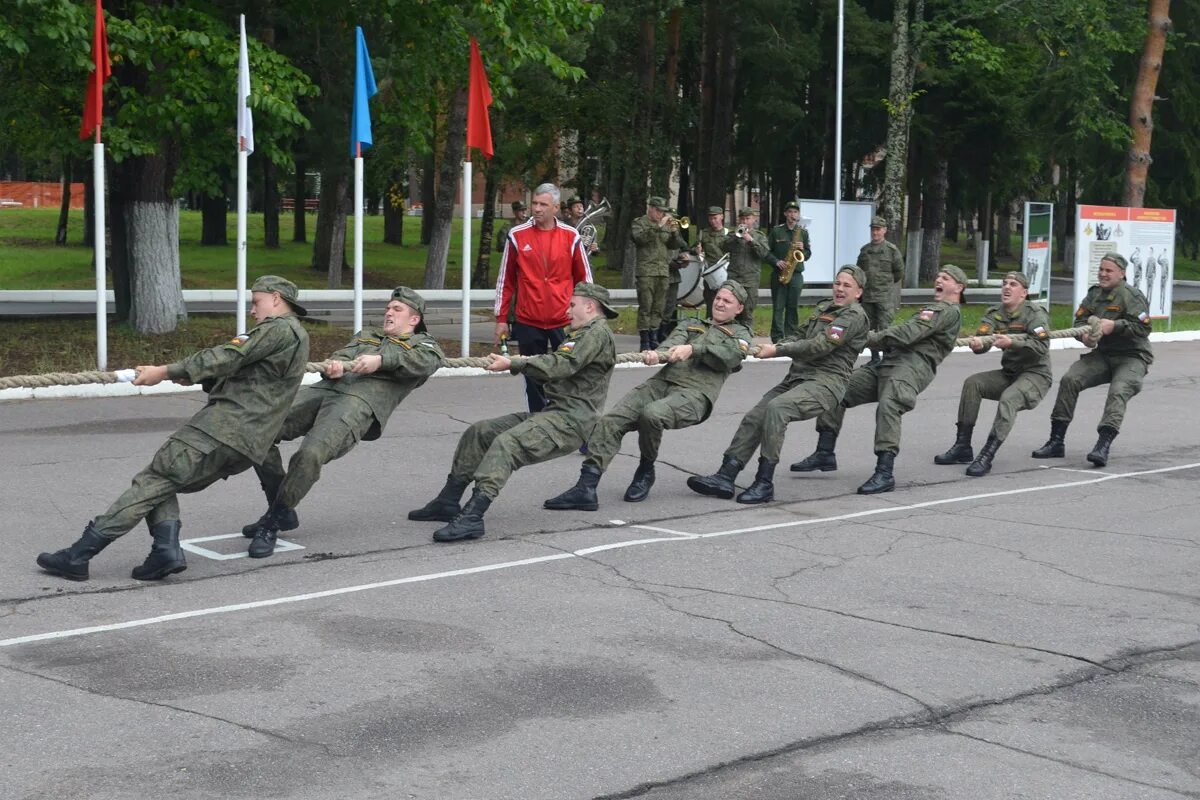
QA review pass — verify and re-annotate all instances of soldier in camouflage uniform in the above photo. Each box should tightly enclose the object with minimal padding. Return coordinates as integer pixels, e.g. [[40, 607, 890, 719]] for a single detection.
[[240, 287, 444, 557], [544, 280, 752, 510], [792, 265, 966, 495], [932, 271, 1051, 477], [723, 207, 771, 330], [857, 215, 906, 364], [632, 196, 687, 351], [767, 200, 812, 342], [698, 206, 729, 316], [1032, 253, 1152, 467], [494, 200, 529, 253], [689, 266, 870, 504], [36, 276, 310, 582], [409, 283, 618, 542]]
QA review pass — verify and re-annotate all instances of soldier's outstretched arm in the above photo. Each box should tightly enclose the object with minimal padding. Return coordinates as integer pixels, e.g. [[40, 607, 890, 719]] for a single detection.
[[166, 321, 288, 384], [512, 328, 607, 381], [379, 336, 444, 378], [696, 323, 752, 372], [868, 305, 955, 350]]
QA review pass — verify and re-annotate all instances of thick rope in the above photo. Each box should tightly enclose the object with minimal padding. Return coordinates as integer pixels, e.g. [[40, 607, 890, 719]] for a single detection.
[[0, 318, 1103, 390]]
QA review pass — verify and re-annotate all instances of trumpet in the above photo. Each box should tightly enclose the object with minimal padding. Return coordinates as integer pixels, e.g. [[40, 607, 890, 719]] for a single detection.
[[665, 214, 690, 230], [735, 224, 751, 237]]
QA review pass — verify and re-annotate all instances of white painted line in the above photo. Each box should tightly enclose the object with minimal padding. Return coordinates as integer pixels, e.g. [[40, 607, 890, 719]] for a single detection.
[[4, 461, 1197, 650], [181, 533, 306, 561], [1047, 466, 1115, 476]]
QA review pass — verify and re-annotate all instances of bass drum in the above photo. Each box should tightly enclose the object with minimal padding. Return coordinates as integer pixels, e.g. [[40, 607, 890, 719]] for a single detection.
[[675, 253, 706, 308], [702, 253, 729, 290]]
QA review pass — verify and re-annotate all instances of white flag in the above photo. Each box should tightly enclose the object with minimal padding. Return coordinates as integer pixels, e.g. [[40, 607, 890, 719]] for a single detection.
[[237, 14, 254, 154]]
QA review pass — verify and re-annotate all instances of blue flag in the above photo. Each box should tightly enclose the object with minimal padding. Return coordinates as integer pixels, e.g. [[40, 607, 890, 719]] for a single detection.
[[350, 26, 377, 157]]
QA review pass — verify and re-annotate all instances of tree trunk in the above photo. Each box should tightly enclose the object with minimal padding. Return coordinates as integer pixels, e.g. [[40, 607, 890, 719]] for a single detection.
[[292, 157, 307, 243], [383, 173, 404, 245], [56, 157, 72, 246], [1122, 1, 1171, 207], [995, 202, 1012, 257], [118, 153, 187, 334], [920, 157, 947, 283], [420, 151, 436, 245], [423, 86, 469, 290], [312, 167, 349, 287], [108, 156, 131, 322], [880, 0, 923, 241], [473, 163, 499, 287], [263, 159, 280, 249], [905, 147, 921, 259], [200, 192, 228, 245]]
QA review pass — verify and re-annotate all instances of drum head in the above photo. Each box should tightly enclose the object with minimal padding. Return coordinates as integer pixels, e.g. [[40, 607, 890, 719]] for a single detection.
[[676, 253, 705, 308]]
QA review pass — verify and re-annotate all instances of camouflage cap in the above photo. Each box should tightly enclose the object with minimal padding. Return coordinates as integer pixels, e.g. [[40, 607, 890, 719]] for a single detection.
[[647, 196, 670, 210], [573, 282, 619, 319], [511, 199, 527, 211], [870, 215, 888, 228], [783, 200, 800, 211], [390, 286, 428, 332], [251, 275, 306, 317], [567, 196, 584, 207], [1101, 252, 1129, 271], [1004, 271, 1030, 288], [837, 264, 867, 289], [706, 206, 725, 216], [939, 264, 969, 287], [737, 207, 759, 217], [718, 279, 748, 306]]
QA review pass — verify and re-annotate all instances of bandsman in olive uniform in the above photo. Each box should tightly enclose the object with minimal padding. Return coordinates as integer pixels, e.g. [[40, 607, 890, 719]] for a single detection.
[[564, 196, 586, 228], [494, 200, 529, 253], [698, 206, 729, 317], [933, 271, 1051, 476], [792, 265, 966, 494], [631, 196, 688, 351], [857, 215, 906, 364], [723, 207, 772, 330], [240, 287, 444, 557], [544, 280, 752, 510], [36, 276, 310, 582], [1032, 253, 1152, 466], [768, 200, 812, 343], [689, 266, 870, 504], [409, 283, 618, 542]]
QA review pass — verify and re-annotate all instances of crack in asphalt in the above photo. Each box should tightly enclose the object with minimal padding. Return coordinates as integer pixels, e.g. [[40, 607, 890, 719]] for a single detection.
[[592, 641, 1200, 800]]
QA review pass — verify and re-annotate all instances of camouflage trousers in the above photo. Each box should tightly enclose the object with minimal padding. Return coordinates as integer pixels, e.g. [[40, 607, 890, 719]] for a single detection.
[[1050, 351, 1148, 432], [769, 271, 803, 343], [452, 410, 587, 498], [254, 390, 376, 509], [585, 380, 710, 472], [816, 363, 935, 455], [93, 436, 254, 538], [725, 378, 840, 464], [636, 275, 669, 331], [860, 301, 896, 333], [958, 369, 1052, 442]]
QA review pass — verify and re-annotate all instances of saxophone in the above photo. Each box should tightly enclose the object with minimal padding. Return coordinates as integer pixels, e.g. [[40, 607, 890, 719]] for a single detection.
[[779, 223, 806, 285]]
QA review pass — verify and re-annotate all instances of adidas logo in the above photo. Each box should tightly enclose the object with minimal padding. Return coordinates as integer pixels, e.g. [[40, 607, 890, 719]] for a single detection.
[[522, 244, 534, 252]]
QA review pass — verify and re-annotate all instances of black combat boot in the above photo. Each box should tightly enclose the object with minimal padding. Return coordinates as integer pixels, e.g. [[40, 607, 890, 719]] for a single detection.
[[131, 520, 187, 580], [857, 451, 896, 495], [735, 457, 777, 504], [1086, 426, 1118, 467], [648, 329, 660, 350], [639, 331, 651, 352], [686, 456, 745, 499], [790, 430, 838, 472], [242, 506, 299, 538], [623, 458, 656, 502], [933, 423, 974, 464], [36, 522, 113, 582], [544, 463, 602, 511], [1031, 420, 1068, 459], [408, 474, 470, 522], [965, 435, 1001, 477], [433, 490, 492, 542]]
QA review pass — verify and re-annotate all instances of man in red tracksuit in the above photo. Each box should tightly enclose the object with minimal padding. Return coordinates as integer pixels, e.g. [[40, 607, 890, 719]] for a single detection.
[[494, 182, 594, 411]]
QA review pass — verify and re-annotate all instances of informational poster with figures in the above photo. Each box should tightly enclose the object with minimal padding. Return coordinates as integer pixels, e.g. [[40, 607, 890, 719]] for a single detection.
[[1073, 205, 1175, 321], [1022, 202, 1053, 307]]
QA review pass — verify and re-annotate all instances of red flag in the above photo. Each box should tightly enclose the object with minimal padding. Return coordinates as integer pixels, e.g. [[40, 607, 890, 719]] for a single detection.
[[80, 0, 111, 142], [466, 37, 493, 160]]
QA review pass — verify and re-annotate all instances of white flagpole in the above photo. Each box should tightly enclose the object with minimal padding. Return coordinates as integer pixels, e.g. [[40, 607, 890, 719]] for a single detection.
[[461, 160, 472, 357], [833, 0, 844, 262], [236, 14, 253, 333], [354, 153, 364, 332], [94, 142, 107, 370]]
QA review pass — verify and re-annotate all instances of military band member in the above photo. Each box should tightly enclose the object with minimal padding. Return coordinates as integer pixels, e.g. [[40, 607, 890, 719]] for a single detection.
[[494, 200, 530, 253], [544, 280, 752, 510], [564, 196, 586, 228], [36, 276, 310, 582], [1031, 253, 1152, 467], [858, 215, 906, 364], [409, 283, 618, 542], [688, 266, 870, 504], [240, 287, 444, 557], [724, 207, 772, 330], [791, 265, 966, 495], [632, 196, 688, 351], [933, 271, 1051, 476], [768, 200, 812, 343], [698, 206, 729, 317]]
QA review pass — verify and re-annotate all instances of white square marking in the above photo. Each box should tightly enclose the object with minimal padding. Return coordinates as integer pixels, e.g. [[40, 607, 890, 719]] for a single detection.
[[181, 533, 305, 561]]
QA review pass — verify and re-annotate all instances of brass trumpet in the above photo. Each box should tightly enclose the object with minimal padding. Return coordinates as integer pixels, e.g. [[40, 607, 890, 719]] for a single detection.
[[666, 215, 690, 230]]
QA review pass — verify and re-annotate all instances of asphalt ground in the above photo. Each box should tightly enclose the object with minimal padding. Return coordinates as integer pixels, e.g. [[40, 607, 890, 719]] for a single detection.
[[1, 342, 1198, 800]]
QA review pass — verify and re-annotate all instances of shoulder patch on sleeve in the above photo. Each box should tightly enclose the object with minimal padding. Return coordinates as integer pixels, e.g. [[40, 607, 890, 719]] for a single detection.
[[977, 323, 991, 335], [737, 338, 750, 353], [918, 308, 937, 322], [558, 340, 577, 352], [827, 325, 845, 342], [1033, 325, 1048, 338], [1138, 311, 1150, 324], [229, 334, 249, 346]]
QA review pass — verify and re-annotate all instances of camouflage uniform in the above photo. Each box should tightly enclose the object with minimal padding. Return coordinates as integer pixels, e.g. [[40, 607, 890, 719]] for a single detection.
[[817, 300, 960, 454], [586, 317, 752, 471], [723, 226, 771, 328], [255, 328, 444, 509], [698, 220, 729, 315], [631, 214, 686, 332], [725, 299, 870, 463], [1051, 282, 1153, 432], [93, 313, 310, 537], [857, 238, 905, 332], [960, 300, 1052, 441], [451, 316, 617, 498], [767, 222, 812, 342]]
